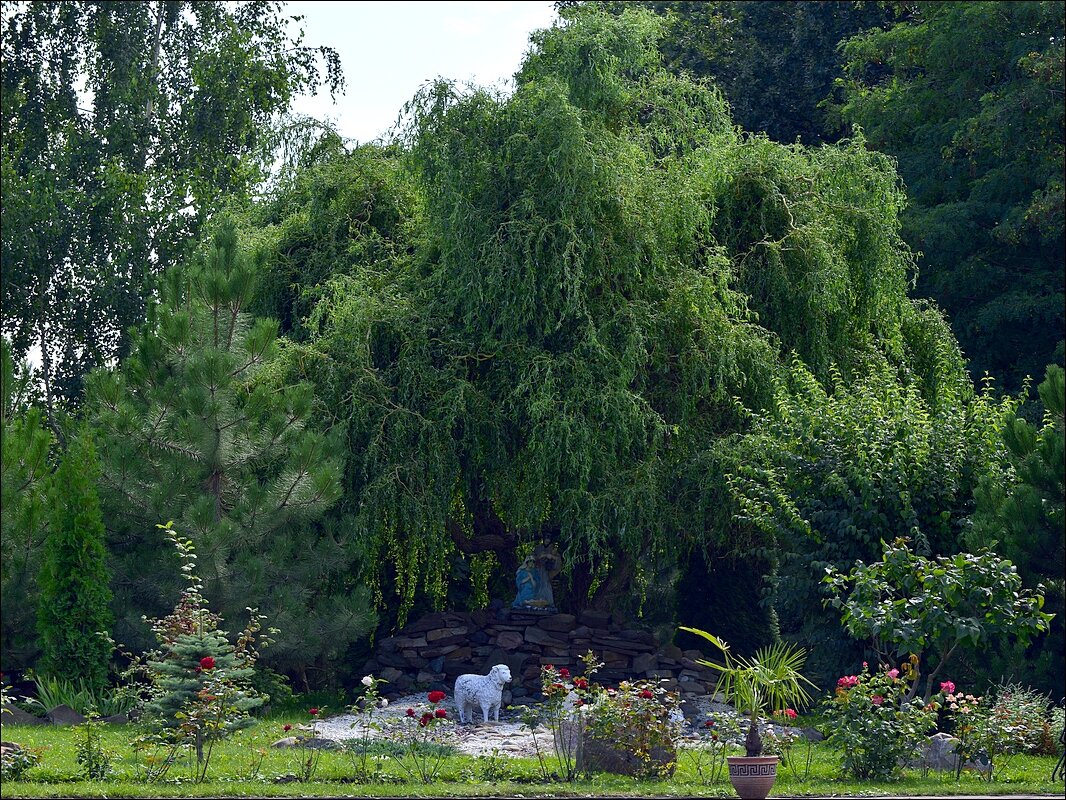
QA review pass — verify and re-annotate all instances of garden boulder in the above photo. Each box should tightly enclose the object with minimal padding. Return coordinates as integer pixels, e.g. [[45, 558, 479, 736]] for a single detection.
[[46, 705, 85, 725], [0, 705, 46, 726]]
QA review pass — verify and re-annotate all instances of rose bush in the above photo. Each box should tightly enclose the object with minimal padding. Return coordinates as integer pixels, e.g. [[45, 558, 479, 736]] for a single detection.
[[823, 659, 942, 780], [386, 690, 454, 783], [533, 655, 684, 780]]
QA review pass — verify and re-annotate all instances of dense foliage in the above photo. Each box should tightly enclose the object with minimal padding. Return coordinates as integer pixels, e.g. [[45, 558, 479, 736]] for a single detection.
[[560, 1, 895, 145], [0, 339, 53, 668], [36, 429, 113, 693], [273, 8, 974, 625], [565, 1, 1065, 394], [1, 0, 342, 411], [726, 353, 1015, 683], [968, 365, 1065, 695], [838, 1, 1065, 389], [1, 3, 1061, 702], [85, 220, 374, 673]]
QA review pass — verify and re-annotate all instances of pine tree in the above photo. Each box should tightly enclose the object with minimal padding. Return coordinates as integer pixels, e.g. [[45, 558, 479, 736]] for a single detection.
[[86, 218, 364, 668], [970, 364, 1065, 694], [36, 429, 113, 692]]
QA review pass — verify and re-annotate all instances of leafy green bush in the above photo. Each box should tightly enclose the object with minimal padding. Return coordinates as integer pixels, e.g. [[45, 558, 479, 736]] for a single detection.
[[947, 682, 1060, 776], [728, 355, 1015, 685], [0, 743, 40, 782], [582, 675, 684, 778], [823, 661, 941, 780], [527, 654, 685, 779], [74, 715, 113, 780], [824, 538, 1052, 700]]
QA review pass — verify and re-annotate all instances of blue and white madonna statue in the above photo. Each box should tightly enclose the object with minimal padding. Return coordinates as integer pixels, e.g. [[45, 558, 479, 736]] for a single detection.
[[513, 556, 539, 608]]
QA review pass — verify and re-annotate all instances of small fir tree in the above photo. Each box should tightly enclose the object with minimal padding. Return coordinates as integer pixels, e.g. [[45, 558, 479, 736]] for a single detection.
[[143, 523, 266, 768], [36, 429, 113, 692]]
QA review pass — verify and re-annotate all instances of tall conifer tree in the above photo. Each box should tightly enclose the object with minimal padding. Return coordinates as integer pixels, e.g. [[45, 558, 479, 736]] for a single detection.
[[37, 430, 113, 692], [87, 219, 370, 669]]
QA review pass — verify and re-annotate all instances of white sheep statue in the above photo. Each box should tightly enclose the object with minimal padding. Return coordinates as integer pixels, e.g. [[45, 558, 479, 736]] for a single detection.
[[454, 664, 512, 723]]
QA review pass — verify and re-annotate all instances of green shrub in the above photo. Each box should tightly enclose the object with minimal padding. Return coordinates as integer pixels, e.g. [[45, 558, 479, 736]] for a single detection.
[[139, 523, 268, 780], [948, 682, 1059, 777], [74, 715, 113, 780], [0, 742, 40, 782]]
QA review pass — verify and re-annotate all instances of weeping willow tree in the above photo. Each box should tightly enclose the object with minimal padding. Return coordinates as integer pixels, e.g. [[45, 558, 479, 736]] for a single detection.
[[280, 9, 967, 624]]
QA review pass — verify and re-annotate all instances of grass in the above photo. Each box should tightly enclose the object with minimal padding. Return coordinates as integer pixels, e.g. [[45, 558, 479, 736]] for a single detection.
[[1, 717, 1063, 798]]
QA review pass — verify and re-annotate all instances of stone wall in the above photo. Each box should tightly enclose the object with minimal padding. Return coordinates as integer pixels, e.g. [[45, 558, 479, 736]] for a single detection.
[[360, 601, 718, 704]]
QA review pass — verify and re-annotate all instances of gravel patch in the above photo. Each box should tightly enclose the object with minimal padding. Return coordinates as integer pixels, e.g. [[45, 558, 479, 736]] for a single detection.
[[304, 692, 807, 759]]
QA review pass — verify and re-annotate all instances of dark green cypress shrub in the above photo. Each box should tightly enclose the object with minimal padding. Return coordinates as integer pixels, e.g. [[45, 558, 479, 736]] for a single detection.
[[36, 430, 113, 692]]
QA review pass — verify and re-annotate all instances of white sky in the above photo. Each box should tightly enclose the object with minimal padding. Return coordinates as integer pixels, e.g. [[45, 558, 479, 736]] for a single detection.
[[285, 1, 560, 143]]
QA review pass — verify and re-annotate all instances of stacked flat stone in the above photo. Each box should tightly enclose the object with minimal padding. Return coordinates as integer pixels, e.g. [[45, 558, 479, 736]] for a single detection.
[[360, 604, 718, 704]]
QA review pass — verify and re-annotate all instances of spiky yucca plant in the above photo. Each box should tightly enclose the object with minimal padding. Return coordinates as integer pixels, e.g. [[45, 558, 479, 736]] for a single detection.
[[680, 627, 814, 756]]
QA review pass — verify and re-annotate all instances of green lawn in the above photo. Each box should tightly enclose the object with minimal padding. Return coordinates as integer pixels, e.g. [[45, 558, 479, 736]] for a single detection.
[[2, 718, 1062, 798]]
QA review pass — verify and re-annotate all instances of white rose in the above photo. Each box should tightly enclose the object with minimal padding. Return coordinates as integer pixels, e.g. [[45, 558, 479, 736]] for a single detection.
[[379, 698, 389, 708], [361, 675, 373, 687]]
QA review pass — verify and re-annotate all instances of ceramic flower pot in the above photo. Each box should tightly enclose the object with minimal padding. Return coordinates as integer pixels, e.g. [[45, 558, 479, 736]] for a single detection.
[[727, 755, 778, 800]]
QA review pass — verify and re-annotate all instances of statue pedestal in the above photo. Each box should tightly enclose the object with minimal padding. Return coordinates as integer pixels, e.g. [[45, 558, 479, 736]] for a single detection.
[[505, 606, 558, 620]]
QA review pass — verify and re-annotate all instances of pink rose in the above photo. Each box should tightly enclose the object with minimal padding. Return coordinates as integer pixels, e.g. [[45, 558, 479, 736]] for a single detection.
[[940, 681, 956, 694], [871, 695, 884, 706], [887, 668, 900, 679]]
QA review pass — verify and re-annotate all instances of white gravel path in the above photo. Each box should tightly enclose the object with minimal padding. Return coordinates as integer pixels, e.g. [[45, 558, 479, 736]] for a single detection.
[[306, 693, 552, 757], [302, 692, 803, 759]]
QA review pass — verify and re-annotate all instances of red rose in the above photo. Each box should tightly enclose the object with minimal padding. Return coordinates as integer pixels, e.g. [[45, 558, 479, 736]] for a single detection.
[[574, 699, 584, 707], [558, 668, 570, 678], [785, 708, 797, 720], [704, 719, 714, 728], [309, 707, 320, 716], [543, 664, 554, 671], [428, 690, 446, 704], [419, 712, 433, 727], [639, 689, 653, 699], [574, 678, 588, 689], [435, 708, 447, 718], [283, 724, 292, 732], [406, 708, 416, 717], [199, 656, 215, 671]]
